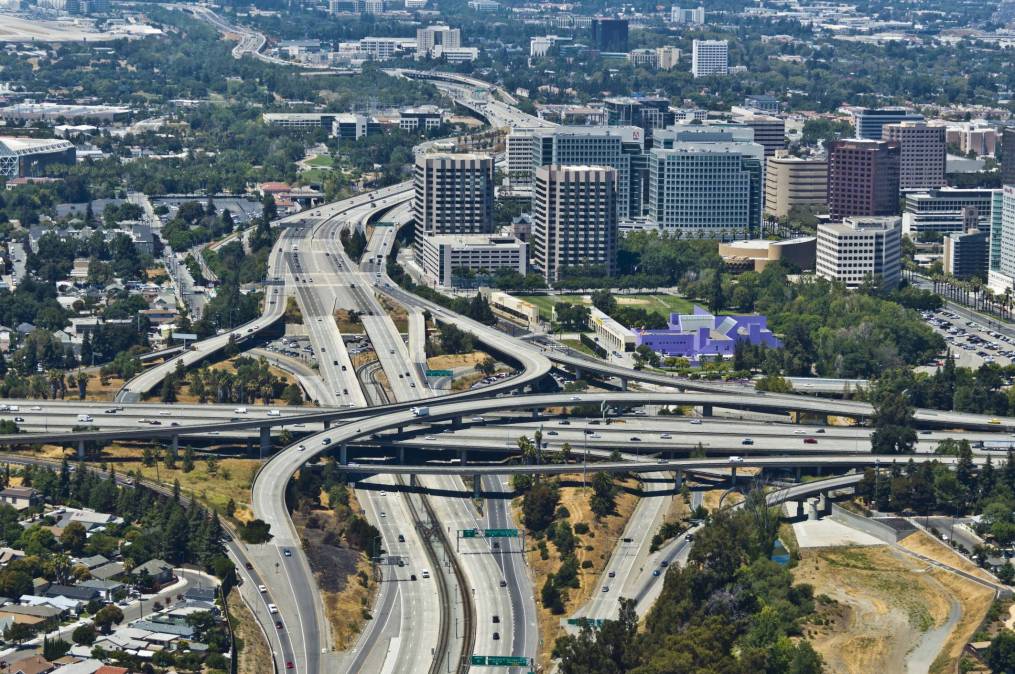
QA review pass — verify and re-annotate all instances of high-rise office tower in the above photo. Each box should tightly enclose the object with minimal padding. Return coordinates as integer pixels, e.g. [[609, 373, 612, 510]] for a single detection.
[[412, 153, 494, 238], [532, 165, 618, 283], [647, 126, 764, 239], [691, 39, 728, 77], [415, 25, 461, 58], [732, 110, 785, 157], [826, 139, 901, 221], [506, 125, 645, 219], [591, 18, 628, 52], [850, 107, 924, 140], [882, 121, 945, 191], [764, 152, 828, 220], [1002, 128, 1015, 186], [671, 5, 705, 23]]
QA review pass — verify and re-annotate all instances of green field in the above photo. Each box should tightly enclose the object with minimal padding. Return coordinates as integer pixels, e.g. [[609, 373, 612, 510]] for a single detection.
[[516, 293, 696, 321], [306, 154, 335, 167]]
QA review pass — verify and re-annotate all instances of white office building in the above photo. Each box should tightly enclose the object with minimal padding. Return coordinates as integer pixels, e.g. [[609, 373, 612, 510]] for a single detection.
[[656, 46, 681, 70], [647, 125, 764, 239], [691, 39, 728, 78], [413, 153, 494, 238], [816, 216, 902, 289], [671, 5, 705, 23], [416, 234, 526, 287], [416, 25, 461, 58], [902, 188, 997, 238]]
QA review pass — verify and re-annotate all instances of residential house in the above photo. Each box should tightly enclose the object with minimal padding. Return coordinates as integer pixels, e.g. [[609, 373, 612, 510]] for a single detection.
[[7, 653, 56, 674], [77, 579, 124, 602], [129, 559, 173, 588], [89, 562, 125, 581]]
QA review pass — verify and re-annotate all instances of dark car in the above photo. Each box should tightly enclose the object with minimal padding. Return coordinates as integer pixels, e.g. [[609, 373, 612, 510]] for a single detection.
[[276, 620, 284, 629], [245, 562, 253, 570], [283, 549, 292, 557], [493, 632, 500, 641]]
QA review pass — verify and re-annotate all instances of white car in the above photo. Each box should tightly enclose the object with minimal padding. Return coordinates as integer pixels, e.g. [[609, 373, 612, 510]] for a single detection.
[[258, 585, 267, 593], [689, 419, 702, 425], [234, 407, 248, 414], [267, 410, 281, 417], [268, 604, 278, 614], [298, 444, 306, 452]]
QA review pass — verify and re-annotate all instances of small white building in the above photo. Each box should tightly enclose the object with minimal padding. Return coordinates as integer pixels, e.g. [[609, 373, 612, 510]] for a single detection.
[[415, 234, 526, 288], [816, 216, 902, 289]]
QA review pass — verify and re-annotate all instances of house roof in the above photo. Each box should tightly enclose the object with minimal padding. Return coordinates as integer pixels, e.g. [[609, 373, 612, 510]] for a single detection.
[[89, 562, 125, 580], [131, 559, 172, 576], [8, 653, 55, 674], [44, 584, 99, 601]]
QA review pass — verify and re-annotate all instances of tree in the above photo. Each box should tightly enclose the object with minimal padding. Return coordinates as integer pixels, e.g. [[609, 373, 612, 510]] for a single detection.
[[522, 481, 559, 533], [3, 621, 32, 644], [182, 446, 195, 473], [239, 519, 272, 544], [870, 391, 916, 454], [60, 521, 87, 555], [989, 630, 1015, 673], [541, 573, 564, 613], [474, 357, 496, 377], [93, 605, 124, 634], [590, 472, 617, 518], [72, 623, 96, 645], [708, 264, 725, 313]]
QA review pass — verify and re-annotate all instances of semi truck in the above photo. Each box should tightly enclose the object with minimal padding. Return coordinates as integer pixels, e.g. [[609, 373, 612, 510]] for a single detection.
[[410, 406, 430, 417]]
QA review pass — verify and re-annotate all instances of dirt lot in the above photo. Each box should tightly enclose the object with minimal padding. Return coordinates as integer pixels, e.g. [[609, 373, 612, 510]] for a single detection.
[[335, 310, 366, 335], [377, 295, 409, 334], [514, 475, 640, 670], [795, 545, 989, 674], [82, 373, 128, 401], [227, 586, 271, 674], [426, 352, 490, 370]]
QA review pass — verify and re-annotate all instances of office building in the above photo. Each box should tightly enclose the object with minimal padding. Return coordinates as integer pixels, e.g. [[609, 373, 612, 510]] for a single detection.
[[850, 107, 924, 141], [731, 110, 785, 157], [0, 137, 76, 178], [412, 153, 494, 239], [399, 106, 443, 132], [530, 35, 570, 58], [1002, 127, 1015, 186], [671, 5, 705, 24], [506, 125, 644, 219], [826, 139, 901, 221], [816, 216, 902, 289], [656, 46, 681, 70], [691, 39, 728, 78], [591, 18, 628, 52], [416, 234, 526, 288], [647, 126, 765, 239], [764, 152, 828, 219], [416, 25, 461, 58], [882, 121, 945, 190], [358, 37, 414, 60], [902, 188, 996, 238], [944, 229, 989, 280], [744, 94, 780, 115], [532, 165, 618, 283], [604, 96, 674, 136]]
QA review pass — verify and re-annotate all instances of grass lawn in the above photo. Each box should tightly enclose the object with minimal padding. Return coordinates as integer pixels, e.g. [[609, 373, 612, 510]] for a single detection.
[[516, 293, 697, 321], [299, 168, 332, 185], [306, 154, 335, 168]]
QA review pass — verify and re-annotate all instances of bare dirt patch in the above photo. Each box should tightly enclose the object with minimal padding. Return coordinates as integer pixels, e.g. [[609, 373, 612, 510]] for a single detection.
[[426, 352, 490, 370], [795, 546, 952, 674], [377, 294, 408, 334], [335, 309, 366, 334], [928, 569, 994, 674]]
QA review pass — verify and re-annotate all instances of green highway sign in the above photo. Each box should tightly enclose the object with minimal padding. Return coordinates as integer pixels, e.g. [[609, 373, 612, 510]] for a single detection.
[[484, 528, 519, 538], [471, 655, 530, 666], [566, 617, 605, 627], [425, 369, 453, 377], [461, 528, 480, 538]]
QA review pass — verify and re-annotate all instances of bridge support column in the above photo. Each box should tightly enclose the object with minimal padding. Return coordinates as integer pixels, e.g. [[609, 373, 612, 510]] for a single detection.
[[796, 500, 805, 518], [459, 450, 467, 465], [77, 440, 85, 461], [815, 465, 823, 476], [702, 405, 713, 417], [397, 426, 404, 435], [451, 417, 462, 429], [473, 477, 481, 499], [259, 426, 271, 458], [730, 466, 737, 483], [574, 367, 583, 381], [619, 378, 628, 391], [531, 409, 539, 419], [340, 444, 348, 465], [171, 435, 179, 454], [399, 447, 406, 464], [673, 469, 683, 489], [323, 420, 331, 430], [817, 492, 829, 515]]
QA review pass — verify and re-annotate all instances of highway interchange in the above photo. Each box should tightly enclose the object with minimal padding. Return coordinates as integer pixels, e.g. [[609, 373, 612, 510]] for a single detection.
[[7, 69, 1015, 673]]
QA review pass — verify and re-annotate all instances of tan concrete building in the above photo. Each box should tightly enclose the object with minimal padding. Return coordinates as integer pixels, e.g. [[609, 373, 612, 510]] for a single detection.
[[764, 152, 828, 219], [882, 121, 946, 191], [718, 236, 816, 272]]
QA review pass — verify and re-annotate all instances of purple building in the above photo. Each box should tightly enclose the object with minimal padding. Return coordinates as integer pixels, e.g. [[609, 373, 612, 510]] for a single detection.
[[634, 306, 780, 361]]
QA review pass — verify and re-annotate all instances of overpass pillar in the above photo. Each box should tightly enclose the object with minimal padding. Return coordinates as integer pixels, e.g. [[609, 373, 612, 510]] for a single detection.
[[473, 477, 481, 499], [817, 492, 829, 515], [340, 444, 348, 465], [807, 499, 820, 521], [673, 469, 683, 489], [702, 405, 713, 417], [171, 435, 179, 454], [259, 426, 271, 458], [815, 465, 823, 476], [619, 378, 628, 391], [531, 409, 539, 420], [451, 417, 462, 429], [796, 500, 805, 518], [573, 367, 583, 381], [459, 450, 467, 465], [77, 440, 85, 461], [399, 447, 406, 464], [730, 466, 737, 483], [795, 466, 802, 482], [323, 420, 331, 431]]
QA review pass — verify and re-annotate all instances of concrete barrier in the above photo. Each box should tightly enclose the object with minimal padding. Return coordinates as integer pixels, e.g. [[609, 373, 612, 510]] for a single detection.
[[829, 504, 916, 543]]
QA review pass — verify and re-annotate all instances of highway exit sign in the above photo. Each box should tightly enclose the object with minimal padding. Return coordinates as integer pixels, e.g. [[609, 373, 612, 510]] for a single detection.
[[460, 528, 519, 538], [471, 655, 530, 666], [425, 369, 453, 377]]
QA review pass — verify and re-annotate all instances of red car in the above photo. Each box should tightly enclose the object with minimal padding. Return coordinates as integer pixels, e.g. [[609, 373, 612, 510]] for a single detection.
[[803, 437, 818, 444], [286, 662, 294, 670]]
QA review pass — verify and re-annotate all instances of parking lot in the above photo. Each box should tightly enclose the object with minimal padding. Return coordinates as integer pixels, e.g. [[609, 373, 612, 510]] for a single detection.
[[921, 308, 1014, 370]]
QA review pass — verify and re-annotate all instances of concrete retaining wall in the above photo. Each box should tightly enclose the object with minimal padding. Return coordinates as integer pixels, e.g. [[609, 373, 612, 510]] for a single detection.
[[829, 504, 915, 543]]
